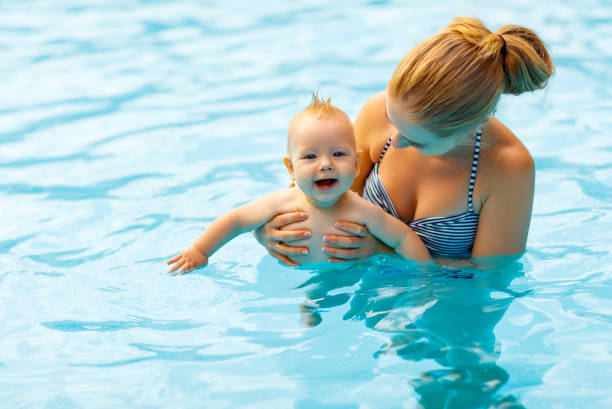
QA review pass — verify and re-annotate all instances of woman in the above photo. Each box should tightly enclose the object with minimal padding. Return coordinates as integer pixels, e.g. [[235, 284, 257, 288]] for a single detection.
[[256, 16, 554, 268]]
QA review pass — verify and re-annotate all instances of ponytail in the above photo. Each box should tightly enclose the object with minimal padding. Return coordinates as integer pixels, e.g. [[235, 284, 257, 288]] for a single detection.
[[388, 16, 554, 135], [495, 24, 554, 95]]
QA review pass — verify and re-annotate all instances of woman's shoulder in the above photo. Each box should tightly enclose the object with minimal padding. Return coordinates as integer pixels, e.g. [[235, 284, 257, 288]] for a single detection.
[[355, 91, 387, 129], [355, 91, 395, 162], [482, 116, 535, 182]]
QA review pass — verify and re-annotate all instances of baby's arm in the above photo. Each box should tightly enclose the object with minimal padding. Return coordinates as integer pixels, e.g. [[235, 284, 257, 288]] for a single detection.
[[355, 197, 431, 262], [167, 190, 290, 274]]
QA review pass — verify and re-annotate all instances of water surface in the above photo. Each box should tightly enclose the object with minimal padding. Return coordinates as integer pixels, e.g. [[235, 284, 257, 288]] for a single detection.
[[1, 1, 611, 408]]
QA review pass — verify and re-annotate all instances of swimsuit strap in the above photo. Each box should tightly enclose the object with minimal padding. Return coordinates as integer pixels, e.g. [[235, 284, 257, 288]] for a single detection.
[[376, 136, 394, 164], [468, 129, 482, 212], [376, 130, 481, 212]]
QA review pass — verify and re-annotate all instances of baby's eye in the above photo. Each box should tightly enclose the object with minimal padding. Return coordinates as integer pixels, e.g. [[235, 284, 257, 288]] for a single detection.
[[333, 151, 346, 157], [303, 153, 317, 160]]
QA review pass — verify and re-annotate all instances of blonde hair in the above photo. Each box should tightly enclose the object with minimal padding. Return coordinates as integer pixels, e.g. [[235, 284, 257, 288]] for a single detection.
[[287, 93, 351, 152], [302, 92, 344, 118], [388, 16, 554, 136]]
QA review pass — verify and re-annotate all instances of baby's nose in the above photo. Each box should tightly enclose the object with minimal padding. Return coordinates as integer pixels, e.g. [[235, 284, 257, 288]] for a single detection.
[[320, 162, 333, 171], [319, 155, 334, 171]]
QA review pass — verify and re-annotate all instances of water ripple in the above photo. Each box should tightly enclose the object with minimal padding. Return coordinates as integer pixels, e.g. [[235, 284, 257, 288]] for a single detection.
[[41, 317, 205, 332], [105, 213, 171, 236], [1, 1, 610, 408], [0, 152, 109, 168], [25, 248, 116, 268], [0, 85, 161, 144], [160, 160, 280, 197], [0, 234, 36, 253], [0, 173, 166, 199], [72, 343, 250, 367]]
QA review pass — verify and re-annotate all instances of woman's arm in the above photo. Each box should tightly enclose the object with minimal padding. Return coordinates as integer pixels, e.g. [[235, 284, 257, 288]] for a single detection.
[[427, 126, 535, 270], [471, 143, 535, 260]]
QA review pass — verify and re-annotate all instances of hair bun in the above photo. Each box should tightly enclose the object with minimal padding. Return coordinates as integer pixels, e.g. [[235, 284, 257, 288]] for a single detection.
[[478, 32, 508, 61], [387, 16, 553, 136], [495, 26, 554, 95]]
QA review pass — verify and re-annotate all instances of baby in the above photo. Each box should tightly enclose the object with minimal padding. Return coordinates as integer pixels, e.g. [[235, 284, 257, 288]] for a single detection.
[[167, 95, 431, 274]]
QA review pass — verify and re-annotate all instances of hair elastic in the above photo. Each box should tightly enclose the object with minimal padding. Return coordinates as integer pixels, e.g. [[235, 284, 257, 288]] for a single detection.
[[497, 33, 507, 57]]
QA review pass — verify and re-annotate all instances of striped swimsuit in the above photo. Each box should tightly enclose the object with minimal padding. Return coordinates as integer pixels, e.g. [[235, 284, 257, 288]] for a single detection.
[[363, 129, 482, 257]]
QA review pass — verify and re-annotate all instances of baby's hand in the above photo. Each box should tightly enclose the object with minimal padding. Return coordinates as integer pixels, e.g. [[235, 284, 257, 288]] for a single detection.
[[166, 245, 208, 274]]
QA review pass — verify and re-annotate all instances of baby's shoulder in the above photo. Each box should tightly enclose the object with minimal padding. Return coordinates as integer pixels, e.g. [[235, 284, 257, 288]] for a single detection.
[[342, 189, 365, 204], [339, 190, 379, 214], [266, 187, 302, 212]]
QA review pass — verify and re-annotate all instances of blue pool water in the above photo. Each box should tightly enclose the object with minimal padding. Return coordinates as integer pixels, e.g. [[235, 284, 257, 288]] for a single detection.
[[1, 1, 611, 408]]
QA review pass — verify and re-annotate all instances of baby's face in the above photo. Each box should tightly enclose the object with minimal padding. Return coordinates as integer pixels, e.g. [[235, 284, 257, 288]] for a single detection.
[[286, 114, 358, 207]]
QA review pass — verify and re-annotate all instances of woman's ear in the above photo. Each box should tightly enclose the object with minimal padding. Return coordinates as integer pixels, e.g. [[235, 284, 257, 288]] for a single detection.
[[283, 156, 295, 180]]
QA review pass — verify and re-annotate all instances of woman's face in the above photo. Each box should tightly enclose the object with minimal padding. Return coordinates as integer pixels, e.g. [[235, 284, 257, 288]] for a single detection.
[[385, 96, 468, 156]]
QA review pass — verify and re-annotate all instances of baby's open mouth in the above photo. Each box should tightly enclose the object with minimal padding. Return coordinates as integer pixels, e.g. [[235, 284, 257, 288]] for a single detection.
[[314, 179, 338, 191]]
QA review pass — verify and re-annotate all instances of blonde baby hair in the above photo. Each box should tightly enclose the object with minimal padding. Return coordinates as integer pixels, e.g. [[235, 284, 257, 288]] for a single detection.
[[388, 16, 555, 137], [302, 92, 345, 118], [287, 93, 352, 152]]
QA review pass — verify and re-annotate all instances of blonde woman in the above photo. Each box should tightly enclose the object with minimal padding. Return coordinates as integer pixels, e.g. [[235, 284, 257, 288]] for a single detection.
[[256, 17, 554, 268]]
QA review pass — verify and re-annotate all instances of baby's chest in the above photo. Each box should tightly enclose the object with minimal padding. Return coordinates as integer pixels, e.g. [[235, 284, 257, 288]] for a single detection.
[[283, 209, 355, 263], [288, 210, 345, 243]]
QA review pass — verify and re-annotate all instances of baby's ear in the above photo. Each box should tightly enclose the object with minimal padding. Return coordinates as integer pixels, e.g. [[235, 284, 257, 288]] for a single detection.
[[283, 156, 295, 180]]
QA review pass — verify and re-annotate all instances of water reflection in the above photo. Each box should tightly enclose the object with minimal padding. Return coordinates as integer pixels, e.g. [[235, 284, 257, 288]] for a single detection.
[[297, 257, 531, 409]]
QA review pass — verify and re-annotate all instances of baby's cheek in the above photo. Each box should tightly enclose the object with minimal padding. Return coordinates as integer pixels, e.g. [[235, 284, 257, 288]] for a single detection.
[[294, 179, 310, 192]]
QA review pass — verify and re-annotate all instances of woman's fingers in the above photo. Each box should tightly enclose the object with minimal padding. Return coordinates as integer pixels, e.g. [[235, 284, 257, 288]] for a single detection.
[[271, 228, 311, 243], [266, 211, 310, 242], [274, 241, 309, 257], [252, 211, 310, 266], [267, 249, 301, 267], [323, 234, 366, 249], [333, 221, 368, 237], [253, 211, 310, 245], [268, 211, 308, 228], [325, 221, 379, 261]]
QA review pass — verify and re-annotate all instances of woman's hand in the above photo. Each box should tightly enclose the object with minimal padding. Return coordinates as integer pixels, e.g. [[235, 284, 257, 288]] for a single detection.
[[323, 220, 392, 262], [253, 211, 311, 267]]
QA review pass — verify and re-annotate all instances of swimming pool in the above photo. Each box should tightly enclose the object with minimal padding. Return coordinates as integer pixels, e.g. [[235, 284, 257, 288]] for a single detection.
[[1, 1, 611, 408]]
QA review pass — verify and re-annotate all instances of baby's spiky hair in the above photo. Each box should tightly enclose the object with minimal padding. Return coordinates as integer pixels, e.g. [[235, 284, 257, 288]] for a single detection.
[[286, 92, 353, 153], [303, 92, 340, 118]]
